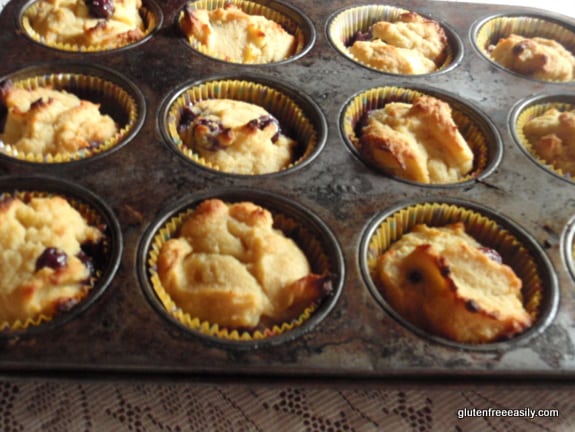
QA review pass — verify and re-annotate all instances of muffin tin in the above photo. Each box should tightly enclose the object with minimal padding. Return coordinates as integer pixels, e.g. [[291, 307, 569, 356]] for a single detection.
[[0, 0, 574, 380]]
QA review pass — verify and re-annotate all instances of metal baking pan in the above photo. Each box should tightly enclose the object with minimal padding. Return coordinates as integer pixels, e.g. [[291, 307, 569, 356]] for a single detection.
[[0, 0, 574, 380]]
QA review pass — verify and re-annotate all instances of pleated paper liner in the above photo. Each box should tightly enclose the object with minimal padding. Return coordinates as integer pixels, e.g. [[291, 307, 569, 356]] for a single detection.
[[339, 85, 501, 187], [0, 63, 145, 165], [177, 0, 314, 65], [326, 4, 463, 75], [510, 93, 575, 183], [139, 188, 344, 349], [0, 176, 122, 336], [472, 13, 575, 83], [20, 0, 162, 52], [359, 198, 559, 351], [159, 76, 326, 176]]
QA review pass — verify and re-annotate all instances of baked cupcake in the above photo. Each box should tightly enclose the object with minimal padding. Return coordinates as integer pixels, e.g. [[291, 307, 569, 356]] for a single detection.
[[348, 11, 448, 74], [341, 86, 499, 185], [177, 98, 298, 175], [22, 0, 153, 51], [358, 94, 474, 184], [376, 222, 532, 344], [0, 66, 144, 164], [361, 200, 556, 348], [160, 77, 325, 176], [0, 194, 106, 328], [155, 199, 332, 330], [327, 5, 460, 75], [523, 107, 575, 175], [488, 34, 575, 82], [179, 1, 302, 64], [0, 79, 118, 156], [473, 14, 575, 82]]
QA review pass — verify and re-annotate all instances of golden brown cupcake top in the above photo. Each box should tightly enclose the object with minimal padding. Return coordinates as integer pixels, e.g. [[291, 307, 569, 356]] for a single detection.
[[348, 12, 448, 74], [0, 81, 118, 156], [25, 0, 146, 49], [156, 199, 330, 329], [523, 107, 575, 174], [376, 222, 532, 343], [0, 196, 104, 323], [488, 34, 575, 81], [177, 98, 297, 175], [359, 95, 474, 183], [180, 4, 296, 63]]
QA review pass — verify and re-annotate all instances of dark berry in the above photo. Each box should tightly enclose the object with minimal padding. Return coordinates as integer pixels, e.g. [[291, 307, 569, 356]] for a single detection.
[[407, 269, 423, 284], [36, 248, 68, 271], [479, 247, 502, 264], [77, 250, 95, 276], [248, 115, 280, 142], [85, 0, 115, 19], [347, 30, 372, 47], [178, 106, 199, 132], [466, 299, 480, 312]]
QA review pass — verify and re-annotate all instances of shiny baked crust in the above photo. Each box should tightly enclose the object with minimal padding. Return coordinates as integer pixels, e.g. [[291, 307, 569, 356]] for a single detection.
[[359, 95, 474, 183], [376, 223, 532, 344], [0, 81, 118, 155], [488, 34, 575, 82], [349, 12, 448, 74], [349, 40, 437, 74], [180, 4, 296, 63], [157, 199, 329, 329], [523, 108, 575, 174], [178, 98, 297, 175], [25, 0, 146, 48], [0, 196, 104, 323]]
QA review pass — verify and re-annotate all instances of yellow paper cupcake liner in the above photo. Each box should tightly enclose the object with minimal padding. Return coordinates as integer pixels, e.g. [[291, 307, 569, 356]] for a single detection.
[[146, 202, 332, 342], [21, 0, 159, 52], [179, 0, 305, 64], [341, 86, 490, 184], [515, 101, 575, 179], [0, 190, 109, 332], [327, 5, 456, 74], [166, 79, 318, 174], [366, 202, 543, 326], [0, 73, 140, 164], [475, 15, 575, 82]]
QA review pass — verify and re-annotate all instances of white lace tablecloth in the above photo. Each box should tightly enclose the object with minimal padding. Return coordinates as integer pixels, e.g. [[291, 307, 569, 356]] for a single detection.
[[1, 0, 574, 430], [0, 376, 572, 431]]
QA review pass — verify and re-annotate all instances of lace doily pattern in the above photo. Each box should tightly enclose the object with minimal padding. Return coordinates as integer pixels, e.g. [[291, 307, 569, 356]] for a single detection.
[[0, 379, 573, 431]]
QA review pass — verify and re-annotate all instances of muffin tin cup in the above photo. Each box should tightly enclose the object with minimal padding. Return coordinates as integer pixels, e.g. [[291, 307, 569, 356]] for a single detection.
[[339, 85, 502, 187], [0, 62, 146, 165], [359, 197, 559, 352], [471, 13, 575, 83], [176, 0, 315, 65], [325, 4, 463, 76], [510, 93, 575, 183], [19, 0, 163, 53], [158, 74, 327, 177], [137, 187, 345, 350], [0, 175, 123, 336], [561, 214, 575, 283]]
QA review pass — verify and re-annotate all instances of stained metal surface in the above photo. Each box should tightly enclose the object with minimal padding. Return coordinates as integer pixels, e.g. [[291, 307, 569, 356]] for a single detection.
[[0, 0, 574, 379]]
